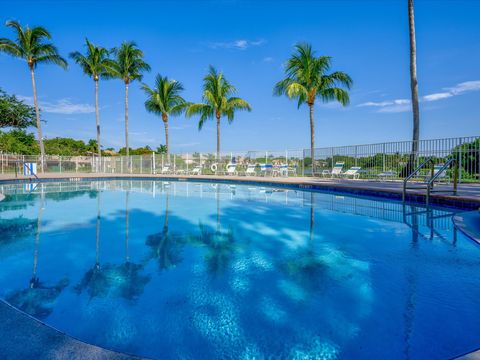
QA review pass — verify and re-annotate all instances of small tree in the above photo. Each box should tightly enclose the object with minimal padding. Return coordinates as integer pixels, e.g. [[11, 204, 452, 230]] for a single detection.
[[0, 88, 36, 128]]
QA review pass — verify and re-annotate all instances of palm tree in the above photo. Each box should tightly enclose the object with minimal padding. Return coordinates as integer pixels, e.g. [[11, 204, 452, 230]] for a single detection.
[[274, 43, 352, 174], [0, 20, 68, 172], [407, 0, 420, 176], [187, 66, 251, 159], [109, 41, 150, 161], [69, 38, 114, 160], [141, 74, 189, 158]]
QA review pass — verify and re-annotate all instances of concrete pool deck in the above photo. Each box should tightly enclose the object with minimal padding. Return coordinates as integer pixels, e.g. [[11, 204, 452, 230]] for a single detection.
[[0, 300, 142, 359], [1, 172, 479, 209], [1, 172, 480, 359]]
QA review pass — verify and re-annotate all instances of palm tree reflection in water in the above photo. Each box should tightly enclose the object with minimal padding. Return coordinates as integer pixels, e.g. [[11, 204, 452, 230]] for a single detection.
[[76, 189, 150, 301], [145, 184, 186, 270], [197, 184, 236, 276], [6, 190, 69, 319]]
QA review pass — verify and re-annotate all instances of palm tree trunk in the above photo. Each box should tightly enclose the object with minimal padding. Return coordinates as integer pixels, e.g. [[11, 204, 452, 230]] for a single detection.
[[30, 66, 45, 173], [124, 82, 130, 169], [309, 103, 315, 175], [163, 116, 169, 158], [95, 79, 101, 160], [216, 115, 221, 161], [408, 0, 420, 174]]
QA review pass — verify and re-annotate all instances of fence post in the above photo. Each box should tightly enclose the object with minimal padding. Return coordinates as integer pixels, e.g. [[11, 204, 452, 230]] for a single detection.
[[186, 153, 189, 174], [383, 143, 386, 172], [173, 154, 176, 173], [302, 150, 305, 177], [152, 152, 156, 174], [354, 146, 358, 167], [458, 148, 463, 183], [59, 156, 62, 173], [331, 148, 334, 171]]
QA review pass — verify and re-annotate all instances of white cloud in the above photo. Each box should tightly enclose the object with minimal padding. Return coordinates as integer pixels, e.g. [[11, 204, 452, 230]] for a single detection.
[[357, 99, 410, 108], [378, 104, 411, 113], [422, 92, 452, 102], [447, 80, 480, 95], [173, 142, 200, 148], [19, 96, 95, 114], [359, 80, 480, 113], [263, 56, 274, 63], [208, 39, 266, 50]]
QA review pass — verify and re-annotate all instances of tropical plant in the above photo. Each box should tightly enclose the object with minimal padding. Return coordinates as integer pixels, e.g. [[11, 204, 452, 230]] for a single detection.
[[0, 88, 36, 128], [187, 66, 251, 158], [274, 43, 352, 173], [142, 74, 189, 157], [108, 41, 150, 159], [69, 39, 114, 159], [0, 20, 68, 171]]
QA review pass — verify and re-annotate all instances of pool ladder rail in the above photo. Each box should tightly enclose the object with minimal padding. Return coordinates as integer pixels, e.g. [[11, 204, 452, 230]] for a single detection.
[[402, 157, 459, 206]]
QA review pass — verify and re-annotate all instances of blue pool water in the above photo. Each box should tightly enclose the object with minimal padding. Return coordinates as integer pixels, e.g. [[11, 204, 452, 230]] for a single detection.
[[0, 180, 479, 359]]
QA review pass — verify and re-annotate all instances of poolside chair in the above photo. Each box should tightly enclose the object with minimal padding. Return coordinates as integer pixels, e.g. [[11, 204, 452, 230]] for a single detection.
[[244, 164, 257, 176], [259, 163, 273, 177], [225, 163, 237, 176], [377, 170, 397, 181], [189, 165, 202, 175], [341, 166, 361, 179], [330, 162, 345, 178], [160, 164, 172, 174], [426, 164, 449, 183], [277, 164, 296, 177]]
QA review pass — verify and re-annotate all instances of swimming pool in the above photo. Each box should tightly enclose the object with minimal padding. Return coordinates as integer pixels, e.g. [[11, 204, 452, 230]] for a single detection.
[[0, 179, 478, 359]]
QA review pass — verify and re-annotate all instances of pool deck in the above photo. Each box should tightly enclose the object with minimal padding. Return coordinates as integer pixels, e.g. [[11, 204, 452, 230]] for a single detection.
[[1, 172, 480, 359], [0, 300, 142, 359], [1, 172, 480, 209]]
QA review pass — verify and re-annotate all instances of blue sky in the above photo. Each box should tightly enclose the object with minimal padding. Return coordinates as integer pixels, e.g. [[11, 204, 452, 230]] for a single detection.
[[1, 0, 479, 152]]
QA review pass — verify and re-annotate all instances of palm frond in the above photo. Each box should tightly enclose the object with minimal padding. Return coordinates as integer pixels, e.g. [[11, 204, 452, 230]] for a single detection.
[[274, 42, 352, 108]]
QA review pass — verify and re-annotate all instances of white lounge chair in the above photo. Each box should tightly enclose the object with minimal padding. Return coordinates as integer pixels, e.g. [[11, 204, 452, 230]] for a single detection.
[[244, 164, 257, 176], [260, 164, 273, 177], [341, 166, 361, 179], [189, 165, 202, 175], [225, 163, 237, 175], [277, 164, 296, 177], [330, 162, 345, 178], [160, 164, 172, 174], [377, 170, 397, 181], [426, 164, 449, 183]]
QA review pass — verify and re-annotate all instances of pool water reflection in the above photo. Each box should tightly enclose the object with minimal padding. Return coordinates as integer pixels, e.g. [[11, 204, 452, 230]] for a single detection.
[[0, 180, 478, 359]]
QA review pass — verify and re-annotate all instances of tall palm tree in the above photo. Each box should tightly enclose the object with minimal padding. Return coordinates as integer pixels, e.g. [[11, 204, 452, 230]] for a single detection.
[[70, 38, 114, 159], [141, 74, 189, 158], [407, 0, 420, 175], [0, 20, 68, 172], [274, 43, 352, 173], [109, 41, 150, 160], [187, 66, 251, 159]]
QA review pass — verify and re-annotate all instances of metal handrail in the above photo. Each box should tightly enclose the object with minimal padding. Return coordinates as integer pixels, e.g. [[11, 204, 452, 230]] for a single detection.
[[426, 158, 458, 206], [402, 157, 434, 201]]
